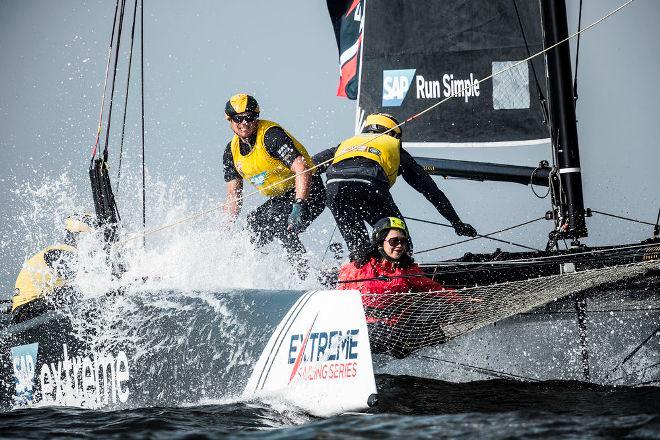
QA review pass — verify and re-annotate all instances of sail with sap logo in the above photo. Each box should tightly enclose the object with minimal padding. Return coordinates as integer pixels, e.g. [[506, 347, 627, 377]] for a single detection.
[[353, 0, 550, 147]]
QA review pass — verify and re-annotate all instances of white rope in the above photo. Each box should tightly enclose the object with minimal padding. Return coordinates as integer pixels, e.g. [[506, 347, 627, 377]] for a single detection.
[[121, 0, 636, 245]]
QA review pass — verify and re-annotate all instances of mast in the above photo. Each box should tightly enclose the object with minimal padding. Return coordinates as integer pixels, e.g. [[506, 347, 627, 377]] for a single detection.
[[540, 0, 588, 244]]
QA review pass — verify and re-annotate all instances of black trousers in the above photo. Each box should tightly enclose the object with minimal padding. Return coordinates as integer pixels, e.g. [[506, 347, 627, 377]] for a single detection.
[[326, 180, 402, 259], [246, 174, 325, 264]]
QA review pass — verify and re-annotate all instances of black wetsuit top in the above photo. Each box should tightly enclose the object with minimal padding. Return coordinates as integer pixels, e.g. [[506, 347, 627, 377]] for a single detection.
[[313, 146, 461, 225], [223, 126, 301, 182]]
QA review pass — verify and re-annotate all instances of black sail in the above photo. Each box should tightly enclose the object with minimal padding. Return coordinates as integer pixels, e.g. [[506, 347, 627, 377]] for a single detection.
[[357, 0, 549, 147]]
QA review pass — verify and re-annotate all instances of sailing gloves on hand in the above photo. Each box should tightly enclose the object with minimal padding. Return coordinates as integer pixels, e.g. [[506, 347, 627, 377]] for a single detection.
[[288, 199, 310, 233], [453, 221, 477, 237]]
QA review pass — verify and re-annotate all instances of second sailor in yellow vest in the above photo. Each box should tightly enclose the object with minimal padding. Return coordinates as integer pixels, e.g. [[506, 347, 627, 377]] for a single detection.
[[312, 112, 477, 259], [222, 93, 326, 273], [11, 214, 94, 322]]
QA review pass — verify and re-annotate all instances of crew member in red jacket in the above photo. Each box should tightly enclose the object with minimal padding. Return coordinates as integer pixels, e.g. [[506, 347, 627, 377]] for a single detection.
[[338, 217, 459, 357], [338, 217, 459, 313]]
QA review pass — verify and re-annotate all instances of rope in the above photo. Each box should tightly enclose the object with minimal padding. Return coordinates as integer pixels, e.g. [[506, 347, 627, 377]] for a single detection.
[[336, 271, 455, 285], [511, 0, 547, 121], [574, 0, 584, 101], [102, 0, 128, 162], [140, 0, 146, 247], [590, 209, 657, 227], [90, 0, 121, 161], [418, 354, 540, 382], [321, 225, 338, 262], [409, 216, 546, 255], [426, 241, 660, 265], [120, 0, 636, 245], [603, 323, 660, 384], [116, 0, 140, 191], [530, 162, 551, 199], [606, 361, 660, 385]]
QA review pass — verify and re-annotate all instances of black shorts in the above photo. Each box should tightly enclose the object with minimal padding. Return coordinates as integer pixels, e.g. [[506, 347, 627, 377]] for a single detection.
[[246, 173, 326, 254], [326, 180, 402, 259]]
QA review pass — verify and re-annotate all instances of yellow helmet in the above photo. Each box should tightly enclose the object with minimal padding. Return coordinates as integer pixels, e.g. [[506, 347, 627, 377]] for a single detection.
[[225, 93, 260, 121], [64, 213, 95, 233], [371, 216, 408, 243], [361, 113, 402, 139]]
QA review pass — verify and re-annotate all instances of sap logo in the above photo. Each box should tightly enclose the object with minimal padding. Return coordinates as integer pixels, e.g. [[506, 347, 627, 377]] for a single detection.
[[11, 342, 39, 405], [288, 329, 359, 365], [250, 171, 267, 187], [382, 69, 416, 107]]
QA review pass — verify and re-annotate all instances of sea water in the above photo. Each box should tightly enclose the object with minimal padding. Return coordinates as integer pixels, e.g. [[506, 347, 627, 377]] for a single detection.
[[1, 371, 659, 439]]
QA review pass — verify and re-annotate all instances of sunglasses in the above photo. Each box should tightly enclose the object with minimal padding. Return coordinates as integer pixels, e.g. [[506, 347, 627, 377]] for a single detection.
[[385, 237, 407, 247], [231, 113, 258, 123]]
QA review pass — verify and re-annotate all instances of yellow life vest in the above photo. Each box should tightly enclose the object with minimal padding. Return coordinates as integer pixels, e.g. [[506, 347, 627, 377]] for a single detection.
[[230, 120, 314, 197], [332, 133, 401, 187], [12, 244, 77, 311]]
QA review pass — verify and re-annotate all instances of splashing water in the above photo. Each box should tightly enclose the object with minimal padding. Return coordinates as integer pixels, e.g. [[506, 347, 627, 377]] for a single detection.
[[2, 167, 339, 409], [6, 167, 335, 295]]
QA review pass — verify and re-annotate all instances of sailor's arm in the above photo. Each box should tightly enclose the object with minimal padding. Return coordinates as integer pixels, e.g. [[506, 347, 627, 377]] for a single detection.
[[311, 146, 339, 174], [287, 156, 312, 232], [399, 149, 477, 237], [225, 178, 243, 219], [223, 143, 243, 220], [262, 126, 313, 200], [290, 156, 311, 201], [263, 127, 314, 232]]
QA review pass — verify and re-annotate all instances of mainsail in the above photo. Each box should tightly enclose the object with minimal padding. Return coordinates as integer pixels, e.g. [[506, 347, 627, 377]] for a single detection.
[[355, 0, 550, 148]]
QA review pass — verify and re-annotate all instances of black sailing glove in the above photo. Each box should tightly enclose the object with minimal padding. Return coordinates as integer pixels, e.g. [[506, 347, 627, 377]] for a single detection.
[[453, 221, 477, 237], [288, 199, 310, 233]]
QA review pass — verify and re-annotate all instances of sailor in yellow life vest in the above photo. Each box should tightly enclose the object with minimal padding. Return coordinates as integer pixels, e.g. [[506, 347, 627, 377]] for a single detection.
[[11, 213, 94, 323], [313, 112, 477, 259], [222, 94, 326, 270]]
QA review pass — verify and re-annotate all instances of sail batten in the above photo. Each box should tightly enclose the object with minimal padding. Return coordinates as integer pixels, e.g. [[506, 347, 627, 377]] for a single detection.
[[404, 138, 550, 149]]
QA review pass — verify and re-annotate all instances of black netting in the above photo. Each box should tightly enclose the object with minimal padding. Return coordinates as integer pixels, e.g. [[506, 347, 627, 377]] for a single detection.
[[361, 260, 659, 358]]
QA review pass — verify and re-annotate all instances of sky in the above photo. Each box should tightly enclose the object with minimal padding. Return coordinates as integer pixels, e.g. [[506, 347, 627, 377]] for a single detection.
[[1, 0, 659, 297]]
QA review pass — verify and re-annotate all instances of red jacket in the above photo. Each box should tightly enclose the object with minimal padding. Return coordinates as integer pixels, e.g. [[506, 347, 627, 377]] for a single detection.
[[338, 257, 460, 311]]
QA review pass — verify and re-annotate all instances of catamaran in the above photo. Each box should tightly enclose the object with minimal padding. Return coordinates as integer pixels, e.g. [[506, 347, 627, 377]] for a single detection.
[[1, 0, 658, 416]]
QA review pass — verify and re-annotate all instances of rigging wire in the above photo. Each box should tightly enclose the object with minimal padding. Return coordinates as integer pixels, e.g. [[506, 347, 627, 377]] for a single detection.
[[620, 324, 660, 366], [511, 0, 548, 123], [116, 0, 140, 191], [91, 0, 121, 162], [102, 0, 128, 162], [590, 209, 657, 227], [321, 225, 338, 263], [119, 0, 637, 245], [418, 354, 540, 382], [606, 359, 660, 385], [405, 216, 545, 254], [426, 241, 660, 265], [140, 0, 146, 246], [574, 0, 584, 101]]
